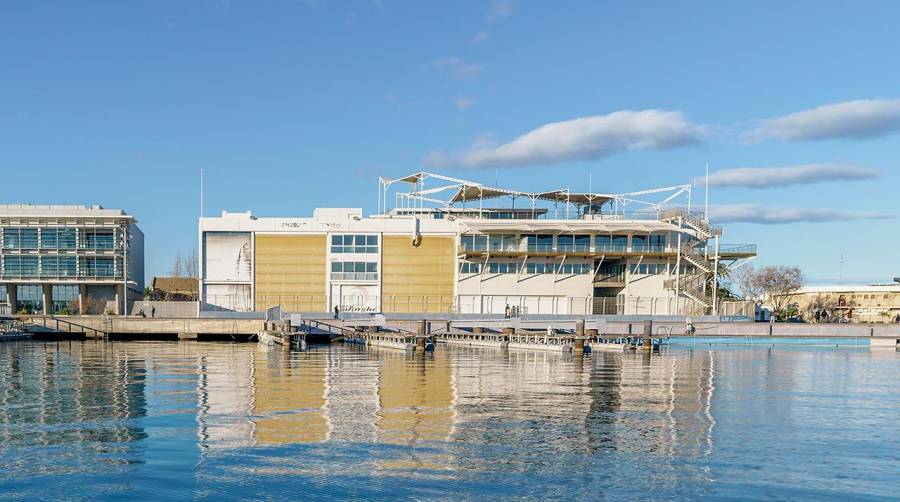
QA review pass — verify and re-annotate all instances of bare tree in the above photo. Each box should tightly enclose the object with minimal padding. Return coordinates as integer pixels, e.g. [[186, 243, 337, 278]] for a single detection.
[[169, 248, 199, 278], [733, 264, 763, 303], [170, 251, 184, 277], [753, 265, 804, 318], [183, 248, 199, 278]]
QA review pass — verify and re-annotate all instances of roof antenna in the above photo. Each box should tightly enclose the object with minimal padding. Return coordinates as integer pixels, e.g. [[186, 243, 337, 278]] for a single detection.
[[704, 161, 709, 221], [200, 168, 204, 218]]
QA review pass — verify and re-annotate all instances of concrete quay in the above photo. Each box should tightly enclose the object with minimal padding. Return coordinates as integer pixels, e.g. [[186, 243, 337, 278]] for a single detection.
[[22, 316, 264, 340], [15, 314, 900, 351]]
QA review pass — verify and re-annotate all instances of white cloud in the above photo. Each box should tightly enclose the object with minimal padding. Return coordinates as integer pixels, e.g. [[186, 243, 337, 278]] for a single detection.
[[697, 163, 882, 189], [485, 0, 512, 23], [433, 57, 484, 80], [471, 30, 489, 44], [747, 98, 900, 141], [423, 109, 702, 169], [709, 204, 893, 225], [455, 97, 477, 111]]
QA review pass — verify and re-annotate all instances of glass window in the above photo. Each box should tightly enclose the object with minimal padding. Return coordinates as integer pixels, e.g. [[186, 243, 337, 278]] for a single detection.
[[3, 256, 39, 277], [16, 285, 43, 313], [2, 228, 39, 249], [41, 228, 58, 248], [80, 257, 116, 277], [82, 229, 115, 249], [331, 235, 378, 254], [51, 285, 79, 314], [574, 235, 590, 251], [460, 261, 481, 274], [460, 235, 488, 252], [526, 234, 553, 252], [40, 228, 76, 249], [596, 235, 627, 251], [330, 261, 377, 280]]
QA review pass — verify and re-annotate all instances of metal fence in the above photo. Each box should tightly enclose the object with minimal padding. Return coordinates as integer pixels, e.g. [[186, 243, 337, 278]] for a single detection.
[[199, 293, 755, 318]]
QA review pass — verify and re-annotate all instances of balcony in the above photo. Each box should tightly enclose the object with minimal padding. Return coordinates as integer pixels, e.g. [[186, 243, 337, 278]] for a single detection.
[[715, 244, 757, 257], [593, 272, 626, 286], [630, 244, 669, 254], [556, 244, 591, 253], [594, 244, 627, 254]]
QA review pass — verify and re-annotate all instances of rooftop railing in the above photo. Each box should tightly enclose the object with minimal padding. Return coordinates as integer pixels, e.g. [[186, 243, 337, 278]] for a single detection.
[[716, 244, 757, 255]]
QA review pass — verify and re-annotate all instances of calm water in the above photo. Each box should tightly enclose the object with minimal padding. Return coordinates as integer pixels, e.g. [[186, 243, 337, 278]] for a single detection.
[[0, 341, 897, 500]]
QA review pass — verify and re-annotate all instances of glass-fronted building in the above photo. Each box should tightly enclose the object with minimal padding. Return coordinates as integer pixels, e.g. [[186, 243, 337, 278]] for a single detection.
[[0, 205, 144, 314]]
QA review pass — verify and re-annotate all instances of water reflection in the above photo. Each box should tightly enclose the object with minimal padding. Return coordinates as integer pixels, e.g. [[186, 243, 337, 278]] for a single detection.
[[1, 340, 895, 499]]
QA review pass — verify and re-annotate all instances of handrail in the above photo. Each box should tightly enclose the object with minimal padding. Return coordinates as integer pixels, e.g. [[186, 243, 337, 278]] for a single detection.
[[28, 315, 108, 338], [305, 319, 356, 336], [715, 244, 757, 255]]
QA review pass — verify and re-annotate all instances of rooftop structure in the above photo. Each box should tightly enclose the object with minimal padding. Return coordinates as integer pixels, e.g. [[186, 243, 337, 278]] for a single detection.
[[0, 205, 144, 315], [199, 172, 756, 317]]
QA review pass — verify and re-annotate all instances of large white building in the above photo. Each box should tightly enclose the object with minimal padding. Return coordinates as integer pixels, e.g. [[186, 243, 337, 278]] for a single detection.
[[0, 205, 144, 315], [199, 172, 755, 316]]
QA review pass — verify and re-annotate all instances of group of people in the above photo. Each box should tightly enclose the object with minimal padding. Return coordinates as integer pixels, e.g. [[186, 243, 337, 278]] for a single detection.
[[137, 306, 156, 318], [504, 304, 520, 319]]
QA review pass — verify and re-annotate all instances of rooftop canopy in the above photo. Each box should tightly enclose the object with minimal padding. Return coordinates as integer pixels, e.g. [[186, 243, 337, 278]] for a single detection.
[[379, 171, 692, 217]]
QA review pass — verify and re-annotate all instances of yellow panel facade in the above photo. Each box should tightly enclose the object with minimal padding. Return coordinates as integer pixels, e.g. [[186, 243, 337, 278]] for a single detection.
[[381, 235, 455, 313], [377, 350, 454, 447], [255, 235, 326, 312], [253, 351, 327, 444]]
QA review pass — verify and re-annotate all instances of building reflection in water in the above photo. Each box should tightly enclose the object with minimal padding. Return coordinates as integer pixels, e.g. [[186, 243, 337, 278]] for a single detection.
[[189, 344, 716, 462], [1, 340, 717, 478], [0, 341, 148, 474], [586, 349, 716, 458]]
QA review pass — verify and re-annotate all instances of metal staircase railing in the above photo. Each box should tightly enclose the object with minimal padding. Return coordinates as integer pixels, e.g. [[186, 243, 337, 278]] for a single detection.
[[664, 271, 711, 310], [680, 241, 714, 273], [28, 316, 108, 338], [657, 208, 722, 238]]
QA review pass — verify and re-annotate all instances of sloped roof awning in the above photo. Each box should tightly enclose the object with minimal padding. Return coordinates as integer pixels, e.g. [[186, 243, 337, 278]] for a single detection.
[[537, 192, 614, 206], [449, 185, 512, 203]]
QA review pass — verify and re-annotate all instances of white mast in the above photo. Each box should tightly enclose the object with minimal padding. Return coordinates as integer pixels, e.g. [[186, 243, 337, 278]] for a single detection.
[[704, 161, 709, 221], [200, 168, 204, 218]]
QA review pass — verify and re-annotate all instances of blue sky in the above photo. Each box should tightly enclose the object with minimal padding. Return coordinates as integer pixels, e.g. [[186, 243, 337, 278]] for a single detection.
[[2, 1, 898, 285]]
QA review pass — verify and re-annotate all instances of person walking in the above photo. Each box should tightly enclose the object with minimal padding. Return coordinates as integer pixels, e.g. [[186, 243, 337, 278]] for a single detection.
[[333, 305, 340, 320], [151, 306, 156, 318], [505, 305, 510, 319]]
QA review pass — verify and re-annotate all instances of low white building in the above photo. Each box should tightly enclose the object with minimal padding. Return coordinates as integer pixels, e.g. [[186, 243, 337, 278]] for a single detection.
[[199, 172, 755, 316]]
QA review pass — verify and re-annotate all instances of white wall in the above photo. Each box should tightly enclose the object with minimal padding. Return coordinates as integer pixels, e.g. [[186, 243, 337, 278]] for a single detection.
[[456, 258, 593, 315], [203, 232, 252, 282], [204, 283, 252, 312]]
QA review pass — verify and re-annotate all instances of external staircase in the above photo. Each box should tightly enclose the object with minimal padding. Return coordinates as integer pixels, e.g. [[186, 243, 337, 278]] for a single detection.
[[658, 208, 719, 315]]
